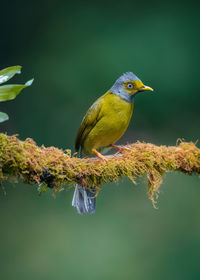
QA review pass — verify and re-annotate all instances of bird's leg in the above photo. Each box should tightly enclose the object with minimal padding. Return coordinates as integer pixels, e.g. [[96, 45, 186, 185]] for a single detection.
[[110, 144, 123, 150], [92, 149, 108, 162], [110, 144, 131, 153]]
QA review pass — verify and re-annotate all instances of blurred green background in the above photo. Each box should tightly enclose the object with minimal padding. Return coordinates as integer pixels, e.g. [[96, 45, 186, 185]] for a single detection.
[[0, 1, 200, 279]]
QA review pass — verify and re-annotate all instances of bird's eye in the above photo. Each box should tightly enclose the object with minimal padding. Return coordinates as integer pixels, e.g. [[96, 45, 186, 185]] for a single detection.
[[127, 83, 133, 89]]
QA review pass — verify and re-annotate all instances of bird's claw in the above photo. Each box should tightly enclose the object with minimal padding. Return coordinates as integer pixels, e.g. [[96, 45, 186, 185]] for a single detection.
[[110, 144, 131, 154], [92, 149, 108, 162]]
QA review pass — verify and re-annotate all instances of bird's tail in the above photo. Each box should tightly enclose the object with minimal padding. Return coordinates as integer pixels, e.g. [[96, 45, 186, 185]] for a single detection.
[[72, 184, 96, 214]]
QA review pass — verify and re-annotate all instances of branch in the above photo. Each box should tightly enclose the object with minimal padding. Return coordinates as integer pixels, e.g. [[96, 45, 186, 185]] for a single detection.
[[0, 133, 199, 206]]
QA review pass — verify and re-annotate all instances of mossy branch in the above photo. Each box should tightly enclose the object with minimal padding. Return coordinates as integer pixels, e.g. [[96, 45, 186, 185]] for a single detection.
[[0, 133, 199, 206]]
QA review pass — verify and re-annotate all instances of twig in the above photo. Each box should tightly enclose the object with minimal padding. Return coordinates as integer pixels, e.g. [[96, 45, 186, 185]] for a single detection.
[[0, 133, 199, 206]]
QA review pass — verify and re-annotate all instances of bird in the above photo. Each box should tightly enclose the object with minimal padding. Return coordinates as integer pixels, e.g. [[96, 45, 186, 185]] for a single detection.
[[72, 72, 153, 214]]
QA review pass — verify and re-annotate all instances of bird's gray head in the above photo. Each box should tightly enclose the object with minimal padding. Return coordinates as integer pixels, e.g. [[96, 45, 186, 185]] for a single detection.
[[110, 72, 153, 103]]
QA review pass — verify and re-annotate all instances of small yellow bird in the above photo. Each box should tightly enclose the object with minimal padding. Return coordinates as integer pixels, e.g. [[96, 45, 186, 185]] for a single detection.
[[72, 72, 153, 214]]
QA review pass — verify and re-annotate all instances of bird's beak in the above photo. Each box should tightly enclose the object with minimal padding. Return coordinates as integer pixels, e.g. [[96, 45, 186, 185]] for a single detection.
[[139, 85, 154, 92]]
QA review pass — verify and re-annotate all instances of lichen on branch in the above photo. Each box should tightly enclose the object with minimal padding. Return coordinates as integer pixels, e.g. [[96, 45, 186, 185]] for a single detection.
[[0, 133, 199, 206]]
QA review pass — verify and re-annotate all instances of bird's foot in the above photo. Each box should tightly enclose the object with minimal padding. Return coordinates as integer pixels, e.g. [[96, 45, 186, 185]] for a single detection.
[[110, 144, 131, 154], [92, 149, 108, 162]]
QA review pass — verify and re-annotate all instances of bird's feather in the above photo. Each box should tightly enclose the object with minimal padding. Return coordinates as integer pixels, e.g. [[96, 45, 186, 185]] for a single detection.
[[75, 94, 106, 151], [72, 184, 96, 214]]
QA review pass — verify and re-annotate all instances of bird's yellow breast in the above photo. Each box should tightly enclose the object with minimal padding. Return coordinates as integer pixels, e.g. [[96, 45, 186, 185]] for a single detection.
[[83, 92, 134, 154]]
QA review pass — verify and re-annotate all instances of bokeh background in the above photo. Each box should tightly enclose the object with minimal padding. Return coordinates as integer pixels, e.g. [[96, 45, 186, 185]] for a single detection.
[[0, 1, 200, 279]]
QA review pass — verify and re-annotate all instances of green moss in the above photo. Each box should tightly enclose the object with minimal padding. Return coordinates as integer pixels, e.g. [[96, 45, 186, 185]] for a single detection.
[[0, 133, 199, 206]]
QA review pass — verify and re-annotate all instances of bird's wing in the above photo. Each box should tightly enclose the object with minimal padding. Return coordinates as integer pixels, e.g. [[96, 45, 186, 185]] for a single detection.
[[75, 96, 105, 151]]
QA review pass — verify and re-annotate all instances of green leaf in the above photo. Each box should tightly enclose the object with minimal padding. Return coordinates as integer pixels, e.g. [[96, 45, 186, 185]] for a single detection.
[[0, 66, 22, 84], [0, 112, 9, 123], [0, 78, 34, 102]]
